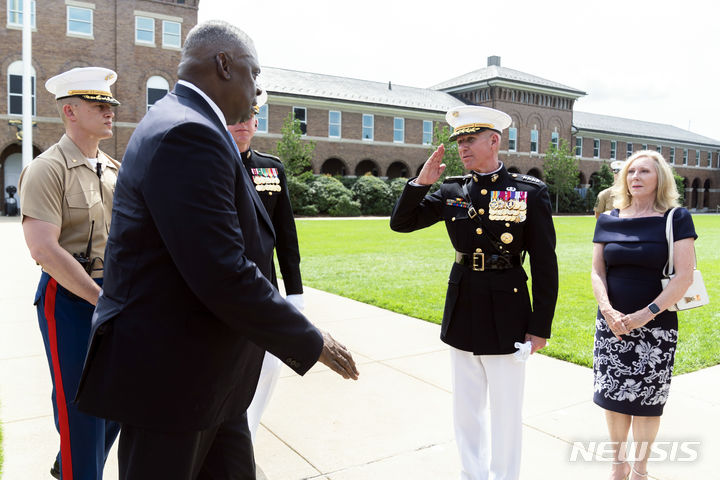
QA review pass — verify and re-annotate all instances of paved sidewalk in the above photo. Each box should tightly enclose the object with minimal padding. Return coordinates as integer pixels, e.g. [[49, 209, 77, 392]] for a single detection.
[[1, 216, 717, 479]]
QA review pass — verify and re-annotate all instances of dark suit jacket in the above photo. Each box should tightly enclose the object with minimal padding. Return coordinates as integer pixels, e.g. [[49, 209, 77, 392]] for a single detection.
[[242, 150, 303, 294], [76, 84, 324, 431], [390, 166, 558, 354]]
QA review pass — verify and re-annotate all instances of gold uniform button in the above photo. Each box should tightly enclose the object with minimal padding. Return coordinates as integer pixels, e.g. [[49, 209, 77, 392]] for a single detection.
[[479, 208, 485, 215], [505, 222, 510, 227], [476, 228, 482, 235], [481, 189, 488, 195], [475, 248, 482, 253], [513, 288, 518, 293], [512, 173, 518, 178], [473, 175, 479, 182], [451, 217, 456, 222]]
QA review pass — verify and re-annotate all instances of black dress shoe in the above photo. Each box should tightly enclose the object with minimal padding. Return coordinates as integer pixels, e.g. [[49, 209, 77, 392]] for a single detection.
[[50, 459, 61, 479]]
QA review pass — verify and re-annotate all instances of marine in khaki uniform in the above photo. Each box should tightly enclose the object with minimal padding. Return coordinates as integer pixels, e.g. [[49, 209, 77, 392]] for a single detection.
[[594, 160, 624, 219], [228, 91, 304, 442], [390, 106, 559, 480], [18, 67, 121, 480]]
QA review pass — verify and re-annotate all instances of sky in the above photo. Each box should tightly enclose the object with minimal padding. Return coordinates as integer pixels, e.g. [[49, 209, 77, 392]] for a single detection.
[[198, 0, 720, 141]]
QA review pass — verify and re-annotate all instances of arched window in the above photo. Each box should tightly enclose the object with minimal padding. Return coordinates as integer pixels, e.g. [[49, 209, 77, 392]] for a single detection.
[[146, 75, 169, 111], [7, 60, 36, 115]]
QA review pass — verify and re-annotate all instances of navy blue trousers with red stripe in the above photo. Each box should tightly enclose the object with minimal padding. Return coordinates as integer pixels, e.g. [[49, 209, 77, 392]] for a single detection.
[[35, 272, 120, 480]]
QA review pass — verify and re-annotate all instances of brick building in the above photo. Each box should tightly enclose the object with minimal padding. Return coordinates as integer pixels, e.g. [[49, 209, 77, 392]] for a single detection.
[[255, 56, 720, 210], [1, 0, 198, 212], [3, 3, 719, 212]]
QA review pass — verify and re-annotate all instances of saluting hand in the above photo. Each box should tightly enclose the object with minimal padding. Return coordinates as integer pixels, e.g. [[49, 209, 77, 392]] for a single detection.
[[416, 144, 446, 186], [318, 331, 359, 380]]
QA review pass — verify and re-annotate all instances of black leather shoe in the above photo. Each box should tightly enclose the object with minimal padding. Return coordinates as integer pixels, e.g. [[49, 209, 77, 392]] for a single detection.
[[50, 459, 61, 479]]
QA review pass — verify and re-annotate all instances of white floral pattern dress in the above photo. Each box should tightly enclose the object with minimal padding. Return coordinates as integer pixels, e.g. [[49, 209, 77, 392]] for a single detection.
[[592, 208, 696, 416]]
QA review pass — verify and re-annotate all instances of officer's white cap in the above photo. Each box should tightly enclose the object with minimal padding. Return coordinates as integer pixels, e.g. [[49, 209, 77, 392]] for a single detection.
[[446, 106, 512, 141], [253, 89, 267, 114], [610, 160, 624, 171], [45, 67, 120, 106]]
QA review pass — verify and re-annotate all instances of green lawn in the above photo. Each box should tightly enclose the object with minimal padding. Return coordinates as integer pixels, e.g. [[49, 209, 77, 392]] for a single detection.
[[292, 215, 720, 375]]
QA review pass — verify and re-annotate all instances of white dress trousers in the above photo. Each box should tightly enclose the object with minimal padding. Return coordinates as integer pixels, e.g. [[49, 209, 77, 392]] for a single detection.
[[246, 350, 283, 443], [451, 347, 526, 480]]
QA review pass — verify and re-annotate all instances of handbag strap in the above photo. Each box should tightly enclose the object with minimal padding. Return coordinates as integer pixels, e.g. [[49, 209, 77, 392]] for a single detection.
[[663, 207, 677, 277]]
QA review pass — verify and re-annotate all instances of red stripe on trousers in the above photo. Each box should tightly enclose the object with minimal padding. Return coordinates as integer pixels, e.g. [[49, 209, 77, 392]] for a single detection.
[[44, 278, 74, 480]]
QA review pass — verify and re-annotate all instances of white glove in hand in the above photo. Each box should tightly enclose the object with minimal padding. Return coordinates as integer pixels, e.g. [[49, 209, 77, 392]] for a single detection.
[[513, 341, 532, 363], [286, 294, 305, 311]]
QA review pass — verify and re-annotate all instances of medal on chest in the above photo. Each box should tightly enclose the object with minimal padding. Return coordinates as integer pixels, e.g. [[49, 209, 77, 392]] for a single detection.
[[251, 168, 281, 193], [488, 190, 527, 223]]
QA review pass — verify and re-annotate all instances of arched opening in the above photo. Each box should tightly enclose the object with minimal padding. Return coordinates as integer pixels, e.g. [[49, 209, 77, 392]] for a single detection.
[[147, 75, 170, 111], [2, 143, 41, 214], [527, 167, 543, 181], [355, 159, 379, 177], [507, 166, 520, 174], [703, 179, 711, 209], [386, 161, 409, 179], [7, 60, 36, 115], [577, 171, 587, 187], [589, 171, 602, 189], [691, 178, 700, 210], [320, 158, 346, 176]]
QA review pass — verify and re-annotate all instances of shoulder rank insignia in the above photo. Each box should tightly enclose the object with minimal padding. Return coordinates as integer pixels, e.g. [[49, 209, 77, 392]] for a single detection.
[[252, 168, 281, 192], [488, 191, 527, 223]]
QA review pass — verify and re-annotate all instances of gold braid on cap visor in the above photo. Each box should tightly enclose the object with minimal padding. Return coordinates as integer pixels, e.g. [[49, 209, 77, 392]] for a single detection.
[[451, 123, 495, 137], [67, 89, 113, 97]]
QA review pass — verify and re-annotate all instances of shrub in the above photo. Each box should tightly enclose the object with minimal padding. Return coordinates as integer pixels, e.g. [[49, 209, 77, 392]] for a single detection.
[[351, 174, 394, 215], [308, 175, 359, 215], [287, 173, 317, 216], [388, 177, 409, 205], [337, 175, 358, 191], [328, 196, 362, 217]]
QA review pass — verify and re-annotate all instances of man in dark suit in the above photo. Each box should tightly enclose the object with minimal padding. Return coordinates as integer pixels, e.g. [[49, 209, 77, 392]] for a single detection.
[[227, 92, 305, 441], [76, 20, 358, 480], [390, 106, 558, 480]]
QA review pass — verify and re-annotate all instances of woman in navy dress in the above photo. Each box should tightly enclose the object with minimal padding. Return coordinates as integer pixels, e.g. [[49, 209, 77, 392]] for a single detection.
[[591, 150, 697, 480]]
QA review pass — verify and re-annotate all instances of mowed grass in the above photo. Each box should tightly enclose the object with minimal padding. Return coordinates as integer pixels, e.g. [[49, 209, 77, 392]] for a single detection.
[[291, 215, 720, 375]]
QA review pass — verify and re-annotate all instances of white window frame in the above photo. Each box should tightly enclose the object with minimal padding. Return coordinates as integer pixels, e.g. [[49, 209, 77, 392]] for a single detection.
[[610, 140, 616, 160], [362, 114, 373, 141], [696, 149, 701, 166], [550, 131, 559, 149], [135, 16, 155, 45], [393, 117, 404, 143], [530, 129, 538, 154], [256, 104, 268, 133], [657, 145, 662, 153], [708, 151, 713, 169], [641, 143, 648, 151], [575, 137, 582, 157], [669, 147, 675, 164], [626, 143, 633, 158], [7, 0, 36, 28], [293, 106, 307, 135], [146, 75, 169, 111], [162, 20, 181, 49], [422, 120, 433, 145], [67, 5, 93, 38], [7, 61, 36, 116], [593, 138, 600, 158], [508, 127, 517, 152], [328, 110, 341, 138], [683, 149, 688, 165]]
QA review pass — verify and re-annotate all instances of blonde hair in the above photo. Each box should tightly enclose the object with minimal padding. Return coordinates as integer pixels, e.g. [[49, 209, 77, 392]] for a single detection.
[[612, 150, 680, 211]]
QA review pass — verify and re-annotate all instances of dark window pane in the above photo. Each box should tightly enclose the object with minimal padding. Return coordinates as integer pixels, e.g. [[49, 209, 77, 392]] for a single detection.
[[9, 75, 22, 94], [10, 96, 23, 114], [148, 88, 167, 105]]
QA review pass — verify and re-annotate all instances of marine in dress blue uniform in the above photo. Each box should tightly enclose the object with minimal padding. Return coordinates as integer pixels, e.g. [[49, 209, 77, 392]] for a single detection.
[[18, 67, 122, 480], [228, 93, 305, 441], [390, 106, 559, 480]]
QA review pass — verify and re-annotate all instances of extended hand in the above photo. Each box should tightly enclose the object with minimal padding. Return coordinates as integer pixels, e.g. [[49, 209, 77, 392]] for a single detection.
[[318, 331, 359, 380], [416, 144, 446, 186], [524, 333, 547, 354]]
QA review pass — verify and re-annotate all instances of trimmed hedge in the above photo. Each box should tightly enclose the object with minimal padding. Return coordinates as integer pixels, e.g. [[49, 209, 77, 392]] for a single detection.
[[308, 176, 361, 216], [351, 174, 394, 215]]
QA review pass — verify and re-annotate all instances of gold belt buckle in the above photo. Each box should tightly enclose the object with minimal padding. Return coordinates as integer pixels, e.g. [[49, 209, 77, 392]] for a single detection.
[[472, 252, 485, 271]]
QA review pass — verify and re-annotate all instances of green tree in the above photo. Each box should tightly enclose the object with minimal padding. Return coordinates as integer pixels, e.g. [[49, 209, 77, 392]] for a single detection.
[[429, 125, 463, 190], [673, 170, 686, 205], [275, 113, 315, 176], [543, 139, 580, 213], [592, 162, 615, 196]]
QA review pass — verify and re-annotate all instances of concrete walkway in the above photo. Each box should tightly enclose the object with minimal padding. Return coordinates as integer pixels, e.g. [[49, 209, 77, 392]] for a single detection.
[[1, 216, 717, 479]]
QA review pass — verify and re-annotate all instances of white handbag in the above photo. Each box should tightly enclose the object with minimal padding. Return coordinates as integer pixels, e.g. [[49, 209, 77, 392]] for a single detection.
[[661, 207, 709, 311]]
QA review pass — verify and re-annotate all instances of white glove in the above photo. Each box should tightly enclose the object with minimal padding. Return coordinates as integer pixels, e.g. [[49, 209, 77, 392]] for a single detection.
[[513, 341, 532, 363], [286, 294, 305, 311]]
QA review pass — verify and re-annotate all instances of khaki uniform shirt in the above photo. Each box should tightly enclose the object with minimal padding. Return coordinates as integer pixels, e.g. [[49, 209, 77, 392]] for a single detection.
[[594, 187, 614, 215], [18, 134, 119, 278]]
